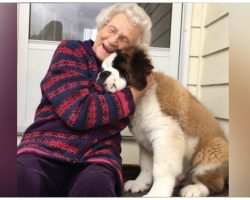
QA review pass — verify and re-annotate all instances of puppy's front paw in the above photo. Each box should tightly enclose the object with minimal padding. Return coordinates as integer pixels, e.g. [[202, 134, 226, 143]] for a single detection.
[[180, 184, 209, 197], [124, 180, 151, 193]]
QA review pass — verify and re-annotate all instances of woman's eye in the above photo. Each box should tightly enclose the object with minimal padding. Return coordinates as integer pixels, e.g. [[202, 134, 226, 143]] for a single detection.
[[108, 26, 116, 34], [121, 37, 129, 44]]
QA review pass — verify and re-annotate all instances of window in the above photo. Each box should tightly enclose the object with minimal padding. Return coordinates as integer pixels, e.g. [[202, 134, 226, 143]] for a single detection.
[[139, 3, 172, 48], [29, 3, 113, 41], [29, 3, 172, 48]]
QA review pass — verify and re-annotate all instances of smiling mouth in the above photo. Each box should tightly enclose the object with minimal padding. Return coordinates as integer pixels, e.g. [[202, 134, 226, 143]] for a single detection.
[[102, 44, 114, 54]]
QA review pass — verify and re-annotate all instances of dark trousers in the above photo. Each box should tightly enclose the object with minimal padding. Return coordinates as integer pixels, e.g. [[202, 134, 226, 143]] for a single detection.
[[17, 153, 121, 197]]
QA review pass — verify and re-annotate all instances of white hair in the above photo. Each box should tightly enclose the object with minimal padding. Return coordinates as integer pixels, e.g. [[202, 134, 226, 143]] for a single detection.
[[96, 3, 152, 48]]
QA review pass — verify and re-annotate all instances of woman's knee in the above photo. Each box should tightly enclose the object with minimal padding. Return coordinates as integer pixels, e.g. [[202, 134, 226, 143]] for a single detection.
[[17, 153, 65, 196], [17, 154, 48, 196], [68, 164, 118, 197]]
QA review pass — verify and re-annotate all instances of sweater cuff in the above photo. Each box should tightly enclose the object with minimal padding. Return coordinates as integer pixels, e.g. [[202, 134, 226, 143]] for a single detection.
[[116, 87, 136, 117]]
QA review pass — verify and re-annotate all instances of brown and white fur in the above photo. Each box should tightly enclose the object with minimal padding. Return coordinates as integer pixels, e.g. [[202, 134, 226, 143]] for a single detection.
[[96, 47, 228, 197]]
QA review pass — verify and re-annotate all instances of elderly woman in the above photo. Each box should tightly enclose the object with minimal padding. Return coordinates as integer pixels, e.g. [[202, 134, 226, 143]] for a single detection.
[[17, 3, 153, 197]]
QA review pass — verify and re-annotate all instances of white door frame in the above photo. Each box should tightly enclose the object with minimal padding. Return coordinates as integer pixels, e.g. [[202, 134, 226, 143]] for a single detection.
[[178, 3, 192, 87], [17, 3, 30, 133], [169, 3, 183, 80]]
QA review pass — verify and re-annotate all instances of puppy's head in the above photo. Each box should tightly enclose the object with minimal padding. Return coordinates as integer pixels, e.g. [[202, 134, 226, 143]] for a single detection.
[[96, 47, 154, 93]]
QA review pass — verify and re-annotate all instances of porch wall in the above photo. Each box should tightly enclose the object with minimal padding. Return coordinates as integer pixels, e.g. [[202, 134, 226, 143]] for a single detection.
[[188, 3, 229, 138]]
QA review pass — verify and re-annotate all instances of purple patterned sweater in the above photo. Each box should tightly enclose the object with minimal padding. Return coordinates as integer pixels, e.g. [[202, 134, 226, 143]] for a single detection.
[[17, 40, 135, 183]]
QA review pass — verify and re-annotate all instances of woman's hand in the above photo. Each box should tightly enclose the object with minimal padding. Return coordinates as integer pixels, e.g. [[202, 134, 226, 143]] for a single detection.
[[130, 73, 155, 103]]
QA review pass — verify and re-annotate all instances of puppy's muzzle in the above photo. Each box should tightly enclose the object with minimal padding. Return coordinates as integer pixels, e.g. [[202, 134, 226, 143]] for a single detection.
[[96, 71, 111, 85]]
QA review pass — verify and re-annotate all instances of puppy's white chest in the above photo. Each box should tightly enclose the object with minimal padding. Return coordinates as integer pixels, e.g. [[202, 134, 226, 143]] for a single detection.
[[129, 84, 165, 151]]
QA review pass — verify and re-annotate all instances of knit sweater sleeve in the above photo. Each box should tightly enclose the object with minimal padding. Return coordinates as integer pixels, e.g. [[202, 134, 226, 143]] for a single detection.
[[41, 40, 135, 131]]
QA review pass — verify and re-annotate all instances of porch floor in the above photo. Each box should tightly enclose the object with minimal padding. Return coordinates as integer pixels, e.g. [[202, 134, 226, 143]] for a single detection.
[[122, 165, 228, 197]]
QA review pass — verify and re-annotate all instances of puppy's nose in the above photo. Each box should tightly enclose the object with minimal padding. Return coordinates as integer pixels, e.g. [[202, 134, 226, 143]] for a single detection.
[[97, 71, 111, 85]]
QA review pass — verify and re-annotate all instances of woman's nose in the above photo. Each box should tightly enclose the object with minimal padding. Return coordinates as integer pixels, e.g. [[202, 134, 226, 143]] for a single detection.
[[108, 34, 119, 46]]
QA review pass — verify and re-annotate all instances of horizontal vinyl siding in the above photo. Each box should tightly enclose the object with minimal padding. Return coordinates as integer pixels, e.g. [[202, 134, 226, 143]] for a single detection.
[[200, 85, 229, 119], [188, 3, 229, 137], [205, 3, 229, 26], [203, 14, 229, 56], [201, 49, 229, 85]]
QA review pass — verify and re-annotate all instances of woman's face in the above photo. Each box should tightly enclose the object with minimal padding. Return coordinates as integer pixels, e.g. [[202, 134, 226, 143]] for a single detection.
[[93, 13, 141, 61]]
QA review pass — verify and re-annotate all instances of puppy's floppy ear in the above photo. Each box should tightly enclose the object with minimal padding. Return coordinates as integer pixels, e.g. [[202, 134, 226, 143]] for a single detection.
[[129, 47, 154, 90], [131, 47, 154, 74]]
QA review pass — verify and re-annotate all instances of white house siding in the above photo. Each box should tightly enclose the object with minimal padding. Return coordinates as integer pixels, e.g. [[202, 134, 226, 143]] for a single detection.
[[188, 3, 229, 139]]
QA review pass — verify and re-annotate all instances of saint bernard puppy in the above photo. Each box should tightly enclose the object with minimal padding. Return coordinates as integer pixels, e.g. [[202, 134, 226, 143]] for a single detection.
[[96, 47, 228, 197]]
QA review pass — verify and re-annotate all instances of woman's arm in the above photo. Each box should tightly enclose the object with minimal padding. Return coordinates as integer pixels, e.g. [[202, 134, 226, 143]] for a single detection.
[[41, 40, 135, 131]]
